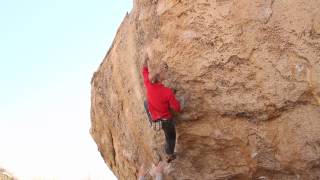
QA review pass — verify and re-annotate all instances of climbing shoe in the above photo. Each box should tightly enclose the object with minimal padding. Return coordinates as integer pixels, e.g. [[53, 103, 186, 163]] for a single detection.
[[166, 153, 176, 163]]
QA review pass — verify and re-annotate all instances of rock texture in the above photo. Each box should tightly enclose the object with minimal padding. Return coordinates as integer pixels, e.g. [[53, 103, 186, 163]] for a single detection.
[[90, 0, 320, 179]]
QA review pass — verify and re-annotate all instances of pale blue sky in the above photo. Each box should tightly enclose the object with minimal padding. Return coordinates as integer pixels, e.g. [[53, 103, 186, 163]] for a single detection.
[[0, 0, 132, 179]]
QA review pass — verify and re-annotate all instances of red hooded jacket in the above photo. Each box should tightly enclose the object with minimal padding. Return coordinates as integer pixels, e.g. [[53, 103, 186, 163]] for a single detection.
[[142, 67, 181, 120]]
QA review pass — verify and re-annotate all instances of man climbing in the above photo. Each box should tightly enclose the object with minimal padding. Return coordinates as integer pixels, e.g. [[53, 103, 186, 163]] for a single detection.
[[141, 52, 181, 163]]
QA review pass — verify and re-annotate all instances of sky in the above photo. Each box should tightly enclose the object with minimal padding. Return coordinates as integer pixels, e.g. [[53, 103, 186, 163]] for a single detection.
[[0, 0, 132, 179]]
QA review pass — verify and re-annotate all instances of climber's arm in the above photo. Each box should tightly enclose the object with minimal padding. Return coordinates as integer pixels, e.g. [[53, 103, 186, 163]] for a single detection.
[[143, 53, 148, 68], [142, 56, 151, 85], [142, 67, 151, 85]]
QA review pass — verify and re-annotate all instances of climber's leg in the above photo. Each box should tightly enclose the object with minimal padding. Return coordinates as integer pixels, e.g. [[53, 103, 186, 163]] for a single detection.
[[161, 120, 176, 155]]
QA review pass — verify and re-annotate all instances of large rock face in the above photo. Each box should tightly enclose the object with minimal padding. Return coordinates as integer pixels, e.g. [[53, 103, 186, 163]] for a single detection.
[[90, 0, 320, 179]]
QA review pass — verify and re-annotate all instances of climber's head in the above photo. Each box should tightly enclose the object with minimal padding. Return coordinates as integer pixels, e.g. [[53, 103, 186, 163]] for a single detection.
[[150, 73, 161, 83], [159, 62, 168, 72], [150, 62, 168, 83], [159, 63, 168, 81]]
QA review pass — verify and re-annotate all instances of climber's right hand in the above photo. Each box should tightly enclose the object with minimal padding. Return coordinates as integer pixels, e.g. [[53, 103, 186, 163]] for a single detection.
[[143, 54, 149, 67]]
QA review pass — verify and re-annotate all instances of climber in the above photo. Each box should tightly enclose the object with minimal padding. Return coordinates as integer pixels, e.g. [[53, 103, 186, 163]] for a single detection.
[[142, 52, 181, 163]]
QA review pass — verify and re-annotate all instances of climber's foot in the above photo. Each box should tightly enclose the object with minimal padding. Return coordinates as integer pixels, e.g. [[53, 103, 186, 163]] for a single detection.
[[166, 153, 176, 163]]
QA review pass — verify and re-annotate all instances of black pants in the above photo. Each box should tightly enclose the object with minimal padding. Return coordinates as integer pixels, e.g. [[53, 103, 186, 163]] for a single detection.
[[144, 100, 176, 155], [162, 120, 176, 155]]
